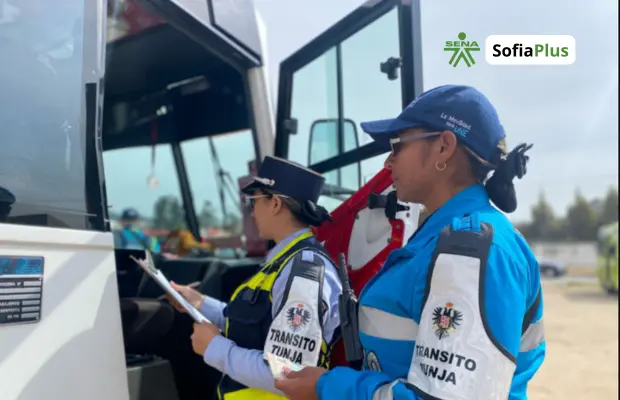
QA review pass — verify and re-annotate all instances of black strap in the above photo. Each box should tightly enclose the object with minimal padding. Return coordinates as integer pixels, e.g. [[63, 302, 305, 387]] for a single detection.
[[275, 245, 328, 323], [521, 289, 541, 334], [264, 237, 329, 275]]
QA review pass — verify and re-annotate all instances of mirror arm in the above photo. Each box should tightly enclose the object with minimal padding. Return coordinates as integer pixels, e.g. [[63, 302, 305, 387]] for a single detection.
[[368, 191, 409, 219]]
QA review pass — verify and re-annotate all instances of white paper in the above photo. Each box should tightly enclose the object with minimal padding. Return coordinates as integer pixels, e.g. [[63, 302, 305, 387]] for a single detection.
[[264, 352, 303, 380], [130, 253, 211, 324]]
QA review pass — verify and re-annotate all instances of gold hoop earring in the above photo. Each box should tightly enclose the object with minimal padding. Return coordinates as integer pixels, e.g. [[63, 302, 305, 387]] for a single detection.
[[436, 161, 447, 171]]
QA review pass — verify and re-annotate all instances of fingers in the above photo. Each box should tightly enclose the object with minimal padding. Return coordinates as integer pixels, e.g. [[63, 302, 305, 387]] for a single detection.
[[274, 377, 295, 392], [282, 369, 303, 379], [170, 281, 183, 292]]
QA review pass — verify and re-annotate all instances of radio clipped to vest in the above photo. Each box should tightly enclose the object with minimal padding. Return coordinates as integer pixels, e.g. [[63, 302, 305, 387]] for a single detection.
[[336, 253, 364, 370]]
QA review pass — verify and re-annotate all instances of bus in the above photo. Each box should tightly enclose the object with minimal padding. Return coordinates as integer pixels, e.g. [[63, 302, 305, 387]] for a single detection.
[[596, 222, 618, 294], [0, 0, 423, 399]]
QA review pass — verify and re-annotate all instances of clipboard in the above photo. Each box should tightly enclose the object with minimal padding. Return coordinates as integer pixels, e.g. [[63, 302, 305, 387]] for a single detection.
[[130, 252, 211, 324]]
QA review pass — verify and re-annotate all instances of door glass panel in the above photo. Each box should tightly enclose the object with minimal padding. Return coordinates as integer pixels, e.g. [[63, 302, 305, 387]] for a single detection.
[[308, 119, 360, 211], [287, 47, 338, 166], [103, 144, 181, 248], [303, 8, 402, 212], [340, 8, 402, 190], [181, 130, 255, 243]]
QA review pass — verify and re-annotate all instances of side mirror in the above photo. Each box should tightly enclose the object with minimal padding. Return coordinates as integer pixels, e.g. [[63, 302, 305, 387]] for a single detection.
[[308, 118, 361, 191]]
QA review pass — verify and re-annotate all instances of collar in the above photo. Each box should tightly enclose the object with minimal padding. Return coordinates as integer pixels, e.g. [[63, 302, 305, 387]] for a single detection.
[[264, 228, 312, 264], [406, 184, 490, 251]]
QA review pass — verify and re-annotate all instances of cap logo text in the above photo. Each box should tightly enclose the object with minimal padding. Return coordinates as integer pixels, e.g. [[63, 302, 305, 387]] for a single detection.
[[440, 113, 471, 138]]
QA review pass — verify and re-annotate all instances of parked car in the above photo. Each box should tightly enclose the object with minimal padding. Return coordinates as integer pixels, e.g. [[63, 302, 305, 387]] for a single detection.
[[538, 258, 567, 277]]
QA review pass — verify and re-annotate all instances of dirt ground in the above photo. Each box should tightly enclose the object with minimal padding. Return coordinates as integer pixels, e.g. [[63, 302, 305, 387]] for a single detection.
[[529, 280, 618, 399]]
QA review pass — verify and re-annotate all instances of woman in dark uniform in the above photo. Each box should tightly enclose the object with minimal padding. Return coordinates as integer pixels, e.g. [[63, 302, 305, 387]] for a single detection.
[[169, 156, 343, 399]]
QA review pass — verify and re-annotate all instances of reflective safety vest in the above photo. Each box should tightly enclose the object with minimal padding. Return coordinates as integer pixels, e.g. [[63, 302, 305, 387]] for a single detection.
[[217, 232, 332, 400]]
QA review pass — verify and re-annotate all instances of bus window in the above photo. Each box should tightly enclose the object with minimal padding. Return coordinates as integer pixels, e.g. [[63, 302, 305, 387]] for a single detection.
[[0, 0, 102, 230], [285, 7, 403, 211], [287, 47, 338, 167], [340, 8, 401, 187], [181, 130, 256, 249], [102, 144, 182, 247], [309, 119, 360, 211]]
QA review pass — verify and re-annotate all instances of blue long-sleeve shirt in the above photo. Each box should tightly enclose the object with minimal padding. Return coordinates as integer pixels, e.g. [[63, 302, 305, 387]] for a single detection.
[[316, 184, 545, 400], [114, 226, 161, 253], [199, 228, 342, 394]]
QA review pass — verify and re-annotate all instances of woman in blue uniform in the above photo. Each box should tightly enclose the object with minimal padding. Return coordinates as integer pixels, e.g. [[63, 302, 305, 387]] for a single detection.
[[169, 156, 342, 400], [276, 85, 545, 400]]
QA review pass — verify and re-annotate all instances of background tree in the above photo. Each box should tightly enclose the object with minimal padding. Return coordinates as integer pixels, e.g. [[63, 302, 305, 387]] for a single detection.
[[153, 195, 185, 230], [599, 187, 618, 226], [198, 200, 221, 228], [565, 190, 598, 240]]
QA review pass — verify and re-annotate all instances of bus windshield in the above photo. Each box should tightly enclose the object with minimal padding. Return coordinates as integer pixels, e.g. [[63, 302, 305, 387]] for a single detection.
[[0, 0, 101, 229]]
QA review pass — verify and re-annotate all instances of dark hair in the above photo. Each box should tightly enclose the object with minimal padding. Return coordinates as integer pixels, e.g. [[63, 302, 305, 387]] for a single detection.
[[416, 128, 532, 213], [465, 142, 533, 213], [260, 189, 332, 227]]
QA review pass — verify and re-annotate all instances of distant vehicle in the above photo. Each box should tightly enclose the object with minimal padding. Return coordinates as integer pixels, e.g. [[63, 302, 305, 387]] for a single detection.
[[596, 222, 618, 294], [538, 258, 567, 278]]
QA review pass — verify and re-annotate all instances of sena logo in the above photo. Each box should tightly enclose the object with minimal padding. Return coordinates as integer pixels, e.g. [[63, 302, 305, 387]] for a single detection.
[[431, 302, 463, 340], [286, 303, 311, 332]]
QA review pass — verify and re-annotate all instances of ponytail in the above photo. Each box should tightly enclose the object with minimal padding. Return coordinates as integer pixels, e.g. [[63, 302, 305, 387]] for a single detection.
[[484, 143, 533, 213], [276, 192, 332, 227]]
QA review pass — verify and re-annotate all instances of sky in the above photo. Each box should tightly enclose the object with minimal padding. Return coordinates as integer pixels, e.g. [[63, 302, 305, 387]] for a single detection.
[[101, 0, 619, 225], [253, 0, 619, 223]]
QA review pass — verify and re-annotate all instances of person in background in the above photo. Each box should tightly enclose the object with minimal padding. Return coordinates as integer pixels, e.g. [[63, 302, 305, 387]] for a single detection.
[[165, 228, 213, 257], [275, 85, 544, 400], [168, 156, 343, 400], [115, 207, 161, 253]]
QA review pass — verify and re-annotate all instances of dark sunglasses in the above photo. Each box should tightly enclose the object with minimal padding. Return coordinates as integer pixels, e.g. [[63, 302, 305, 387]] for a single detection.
[[389, 131, 443, 156]]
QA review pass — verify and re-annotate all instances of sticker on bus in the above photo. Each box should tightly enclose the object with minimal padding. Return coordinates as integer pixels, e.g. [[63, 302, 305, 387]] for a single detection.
[[0, 256, 45, 326]]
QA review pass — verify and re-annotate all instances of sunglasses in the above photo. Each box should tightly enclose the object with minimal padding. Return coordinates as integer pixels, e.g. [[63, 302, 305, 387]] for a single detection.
[[389, 131, 443, 156], [244, 193, 290, 209]]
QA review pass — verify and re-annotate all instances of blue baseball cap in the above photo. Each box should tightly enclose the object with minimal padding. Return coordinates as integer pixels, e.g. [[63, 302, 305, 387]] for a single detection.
[[361, 85, 506, 165], [121, 208, 140, 221]]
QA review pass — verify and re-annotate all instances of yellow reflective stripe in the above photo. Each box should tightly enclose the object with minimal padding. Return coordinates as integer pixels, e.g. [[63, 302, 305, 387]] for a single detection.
[[229, 231, 313, 302], [267, 250, 303, 302], [221, 387, 286, 400], [225, 231, 314, 337]]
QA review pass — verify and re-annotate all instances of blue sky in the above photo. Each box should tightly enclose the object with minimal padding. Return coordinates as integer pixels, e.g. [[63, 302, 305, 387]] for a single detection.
[[103, 0, 618, 225]]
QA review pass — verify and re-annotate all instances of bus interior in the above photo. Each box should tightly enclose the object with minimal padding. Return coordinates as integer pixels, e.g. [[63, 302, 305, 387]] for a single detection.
[[101, 0, 423, 399], [104, 2, 273, 399]]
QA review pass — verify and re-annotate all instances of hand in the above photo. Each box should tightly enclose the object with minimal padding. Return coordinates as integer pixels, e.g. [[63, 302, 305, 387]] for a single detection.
[[168, 281, 204, 312], [191, 322, 221, 356], [274, 366, 327, 400]]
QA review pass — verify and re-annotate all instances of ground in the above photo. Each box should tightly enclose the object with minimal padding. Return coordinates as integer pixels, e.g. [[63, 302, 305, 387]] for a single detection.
[[529, 279, 618, 399]]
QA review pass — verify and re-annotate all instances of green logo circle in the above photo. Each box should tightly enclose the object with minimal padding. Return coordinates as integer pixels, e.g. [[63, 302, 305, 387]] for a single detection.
[[458, 32, 467, 40]]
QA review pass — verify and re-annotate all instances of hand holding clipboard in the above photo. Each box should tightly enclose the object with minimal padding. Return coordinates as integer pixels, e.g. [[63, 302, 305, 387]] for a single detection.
[[130, 252, 211, 324]]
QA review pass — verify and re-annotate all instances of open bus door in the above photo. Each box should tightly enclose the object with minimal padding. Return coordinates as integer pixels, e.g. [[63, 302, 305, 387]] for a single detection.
[[103, 2, 278, 399], [273, 0, 424, 368]]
